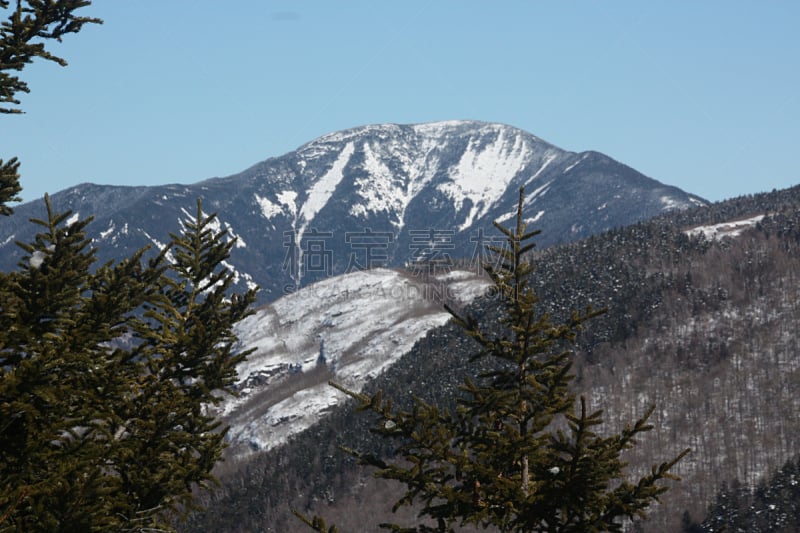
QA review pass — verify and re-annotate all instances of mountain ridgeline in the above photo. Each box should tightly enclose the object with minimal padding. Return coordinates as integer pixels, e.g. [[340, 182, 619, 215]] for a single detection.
[[186, 184, 800, 532], [0, 121, 704, 303]]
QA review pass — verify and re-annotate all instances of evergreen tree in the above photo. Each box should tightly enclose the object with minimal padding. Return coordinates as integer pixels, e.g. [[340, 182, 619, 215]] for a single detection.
[[680, 510, 703, 533], [0, 198, 257, 531], [0, 4, 259, 530], [298, 189, 689, 532], [1, 0, 101, 211], [698, 459, 800, 532]]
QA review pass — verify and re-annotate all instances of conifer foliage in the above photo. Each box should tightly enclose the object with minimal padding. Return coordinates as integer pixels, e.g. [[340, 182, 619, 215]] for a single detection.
[[0, 198, 257, 531], [1, 3, 259, 530], [300, 189, 688, 532], [0, 0, 101, 211]]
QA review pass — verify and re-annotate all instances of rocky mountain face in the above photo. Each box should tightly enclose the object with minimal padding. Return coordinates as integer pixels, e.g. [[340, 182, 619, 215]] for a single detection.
[[0, 120, 705, 303]]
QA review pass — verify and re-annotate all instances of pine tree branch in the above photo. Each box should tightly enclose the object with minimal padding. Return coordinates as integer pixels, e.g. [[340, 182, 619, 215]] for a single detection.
[[293, 509, 340, 533], [0, 156, 21, 214], [1, 0, 102, 113]]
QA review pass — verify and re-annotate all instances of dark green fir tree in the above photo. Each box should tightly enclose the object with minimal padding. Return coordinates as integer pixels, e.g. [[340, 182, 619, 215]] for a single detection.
[[298, 188, 689, 533], [0, 198, 257, 531], [1, 4, 258, 530], [1, 0, 102, 211]]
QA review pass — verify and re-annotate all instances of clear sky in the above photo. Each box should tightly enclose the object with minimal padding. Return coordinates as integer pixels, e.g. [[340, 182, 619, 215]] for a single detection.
[[3, 1, 799, 204]]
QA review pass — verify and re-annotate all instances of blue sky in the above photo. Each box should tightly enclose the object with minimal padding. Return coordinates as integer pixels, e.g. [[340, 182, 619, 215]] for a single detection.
[[3, 1, 799, 203]]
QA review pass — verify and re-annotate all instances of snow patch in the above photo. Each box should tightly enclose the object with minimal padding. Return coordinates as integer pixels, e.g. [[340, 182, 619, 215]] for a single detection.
[[526, 180, 552, 204], [99, 221, 115, 240], [278, 190, 298, 217], [141, 230, 168, 251], [528, 153, 558, 183], [562, 153, 589, 174], [410, 120, 475, 137], [660, 196, 681, 210], [292, 142, 355, 282], [254, 191, 298, 222], [685, 215, 766, 241], [690, 197, 707, 207], [526, 210, 545, 224], [179, 207, 246, 248], [350, 141, 404, 224], [435, 270, 475, 282], [255, 194, 283, 220], [29, 250, 46, 269], [497, 181, 552, 223], [299, 141, 355, 225], [221, 259, 256, 291], [226, 222, 247, 248], [439, 130, 530, 230], [141, 230, 175, 264]]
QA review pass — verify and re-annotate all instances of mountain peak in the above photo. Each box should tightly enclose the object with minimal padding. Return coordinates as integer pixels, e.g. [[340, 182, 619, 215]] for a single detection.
[[0, 121, 706, 302], [304, 120, 552, 150]]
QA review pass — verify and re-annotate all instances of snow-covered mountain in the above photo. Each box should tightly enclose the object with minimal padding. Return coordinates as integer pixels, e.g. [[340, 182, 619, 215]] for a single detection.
[[218, 267, 492, 457], [0, 120, 706, 303]]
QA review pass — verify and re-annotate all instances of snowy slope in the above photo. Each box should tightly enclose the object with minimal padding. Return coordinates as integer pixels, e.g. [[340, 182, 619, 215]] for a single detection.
[[282, 121, 567, 235], [684, 214, 766, 240], [220, 268, 492, 456]]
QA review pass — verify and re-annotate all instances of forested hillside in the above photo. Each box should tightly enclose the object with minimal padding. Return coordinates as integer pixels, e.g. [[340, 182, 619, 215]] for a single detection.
[[684, 455, 800, 532], [186, 185, 800, 532]]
